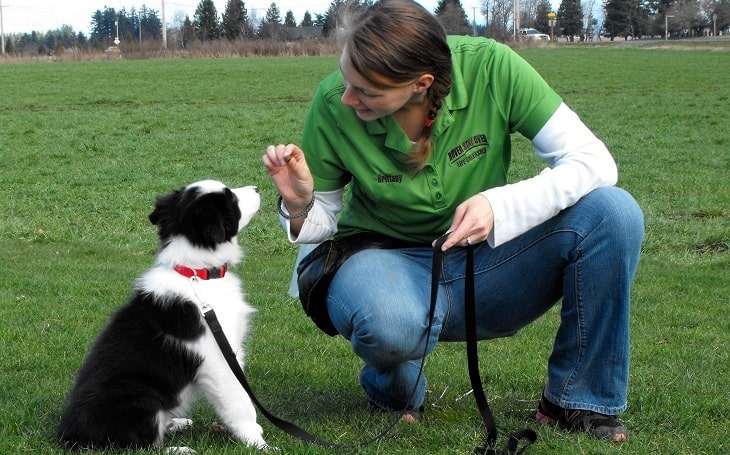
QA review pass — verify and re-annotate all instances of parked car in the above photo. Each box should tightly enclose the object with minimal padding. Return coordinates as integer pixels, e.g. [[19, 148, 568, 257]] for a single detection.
[[519, 28, 550, 41]]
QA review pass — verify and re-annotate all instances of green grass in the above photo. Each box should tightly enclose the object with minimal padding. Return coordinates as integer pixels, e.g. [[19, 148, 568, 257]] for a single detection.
[[1, 48, 728, 455]]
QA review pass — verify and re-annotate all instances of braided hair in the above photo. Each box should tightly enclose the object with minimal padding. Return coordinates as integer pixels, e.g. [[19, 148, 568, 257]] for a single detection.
[[339, 0, 453, 171]]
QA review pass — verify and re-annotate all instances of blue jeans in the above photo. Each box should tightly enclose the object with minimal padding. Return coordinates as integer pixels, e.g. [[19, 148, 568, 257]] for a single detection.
[[326, 187, 644, 415]]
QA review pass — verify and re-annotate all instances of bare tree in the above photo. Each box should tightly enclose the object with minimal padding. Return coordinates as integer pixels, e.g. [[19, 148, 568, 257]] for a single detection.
[[519, 0, 542, 28], [583, 0, 598, 39], [669, 0, 704, 36], [483, 0, 514, 40]]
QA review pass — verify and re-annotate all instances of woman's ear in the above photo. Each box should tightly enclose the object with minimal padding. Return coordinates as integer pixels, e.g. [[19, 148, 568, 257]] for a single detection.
[[414, 73, 435, 93]]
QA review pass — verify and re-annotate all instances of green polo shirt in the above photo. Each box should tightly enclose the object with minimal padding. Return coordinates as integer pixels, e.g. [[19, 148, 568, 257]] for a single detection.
[[301, 36, 562, 244]]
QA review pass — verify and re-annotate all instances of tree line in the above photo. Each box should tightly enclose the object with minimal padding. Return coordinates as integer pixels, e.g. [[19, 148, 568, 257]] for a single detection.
[[491, 0, 728, 41], [601, 0, 729, 39], [2, 0, 728, 57]]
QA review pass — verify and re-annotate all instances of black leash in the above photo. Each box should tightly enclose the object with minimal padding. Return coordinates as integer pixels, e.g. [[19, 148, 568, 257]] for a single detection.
[[200, 234, 535, 452], [197, 270, 436, 449], [433, 234, 536, 455], [203, 307, 342, 447]]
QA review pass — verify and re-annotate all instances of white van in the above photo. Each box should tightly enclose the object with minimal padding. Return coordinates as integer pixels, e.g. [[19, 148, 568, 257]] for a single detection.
[[519, 28, 550, 41]]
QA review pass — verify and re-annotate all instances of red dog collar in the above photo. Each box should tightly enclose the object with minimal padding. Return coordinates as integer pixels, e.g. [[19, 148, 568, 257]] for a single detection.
[[174, 264, 227, 280]]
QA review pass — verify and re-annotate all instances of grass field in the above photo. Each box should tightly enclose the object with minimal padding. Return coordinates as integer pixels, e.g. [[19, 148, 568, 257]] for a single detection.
[[1, 45, 728, 454]]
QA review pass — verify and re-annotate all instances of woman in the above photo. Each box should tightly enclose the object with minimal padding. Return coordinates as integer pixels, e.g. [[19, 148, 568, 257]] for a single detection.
[[262, 0, 643, 443]]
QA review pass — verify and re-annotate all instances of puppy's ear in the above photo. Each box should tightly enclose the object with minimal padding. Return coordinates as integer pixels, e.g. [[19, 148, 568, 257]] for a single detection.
[[149, 188, 183, 226], [148, 207, 161, 226], [199, 213, 229, 245], [183, 189, 240, 247]]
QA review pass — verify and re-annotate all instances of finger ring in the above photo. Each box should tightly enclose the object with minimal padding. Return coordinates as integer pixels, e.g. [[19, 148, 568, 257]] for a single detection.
[[466, 237, 472, 245]]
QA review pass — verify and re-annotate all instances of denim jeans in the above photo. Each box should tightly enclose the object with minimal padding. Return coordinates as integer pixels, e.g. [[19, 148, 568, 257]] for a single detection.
[[326, 187, 644, 415]]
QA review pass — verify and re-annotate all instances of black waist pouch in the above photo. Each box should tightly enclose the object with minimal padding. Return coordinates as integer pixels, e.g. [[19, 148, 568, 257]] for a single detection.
[[296, 232, 420, 336]]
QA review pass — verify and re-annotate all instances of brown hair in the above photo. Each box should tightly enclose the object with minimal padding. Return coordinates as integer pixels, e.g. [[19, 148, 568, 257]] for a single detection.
[[339, 0, 452, 170]]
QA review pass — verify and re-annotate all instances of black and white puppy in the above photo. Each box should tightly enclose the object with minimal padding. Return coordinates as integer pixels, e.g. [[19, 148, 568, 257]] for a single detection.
[[57, 180, 267, 452]]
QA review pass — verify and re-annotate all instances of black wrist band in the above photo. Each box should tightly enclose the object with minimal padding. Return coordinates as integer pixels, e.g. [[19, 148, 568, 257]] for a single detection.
[[277, 195, 314, 220]]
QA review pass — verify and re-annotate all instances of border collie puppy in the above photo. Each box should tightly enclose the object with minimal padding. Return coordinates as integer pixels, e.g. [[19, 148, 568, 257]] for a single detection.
[[57, 180, 268, 452]]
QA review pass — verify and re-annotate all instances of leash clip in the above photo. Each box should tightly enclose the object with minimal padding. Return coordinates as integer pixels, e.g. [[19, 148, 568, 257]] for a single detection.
[[188, 275, 212, 314]]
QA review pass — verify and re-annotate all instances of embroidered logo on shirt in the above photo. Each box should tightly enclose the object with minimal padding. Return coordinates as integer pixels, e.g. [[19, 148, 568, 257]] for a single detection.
[[377, 174, 403, 183], [448, 134, 489, 167]]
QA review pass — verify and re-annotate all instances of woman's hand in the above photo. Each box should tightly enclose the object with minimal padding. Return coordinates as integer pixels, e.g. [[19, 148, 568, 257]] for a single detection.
[[262, 143, 314, 211], [438, 194, 495, 251]]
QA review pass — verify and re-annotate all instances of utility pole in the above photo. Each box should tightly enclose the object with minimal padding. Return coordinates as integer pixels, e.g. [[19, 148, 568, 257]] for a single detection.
[[514, 0, 520, 40], [162, 0, 167, 49], [665, 14, 673, 40], [472, 7, 476, 37], [1, 0, 5, 56]]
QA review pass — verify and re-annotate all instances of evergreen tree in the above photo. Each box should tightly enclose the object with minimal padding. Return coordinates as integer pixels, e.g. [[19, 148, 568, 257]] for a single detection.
[[116, 8, 135, 42], [194, 0, 221, 41], [90, 7, 117, 42], [90, 6, 158, 46], [630, 0, 648, 37], [222, 0, 250, 39], [182, 16, 195, 47], [603, 0, 632, 39], [321, 0, 370, 38], [301, 11, 314, 27], [557, 0, 583, 40], [535, 0, 554, 33], [315, 13, 326, 27], [138, 6, 163, 40], [321, 0, 347, 37], [259, 3, 282, 39], [435, 0, 472, 34], [284, 10, 297, 27], [264, 2, 282, 24]]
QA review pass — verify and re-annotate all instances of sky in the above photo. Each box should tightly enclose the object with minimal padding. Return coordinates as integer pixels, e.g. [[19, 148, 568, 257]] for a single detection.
[[0, 0, 488, 36]]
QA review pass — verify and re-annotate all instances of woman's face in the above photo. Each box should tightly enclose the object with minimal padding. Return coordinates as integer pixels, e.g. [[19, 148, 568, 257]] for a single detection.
[[339, 50, 421, 122]]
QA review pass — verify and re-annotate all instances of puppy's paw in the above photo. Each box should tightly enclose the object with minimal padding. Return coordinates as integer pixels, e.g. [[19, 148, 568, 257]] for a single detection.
[[260, 443, 280, 452], [229, 421, 269, 450], [165, 447, 197, 454], [166, 418, 194, 433], [250, 439, 274, 452]]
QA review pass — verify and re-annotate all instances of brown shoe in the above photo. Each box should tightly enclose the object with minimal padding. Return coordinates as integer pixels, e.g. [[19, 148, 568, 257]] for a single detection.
[[536, 394, 628, 442]]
